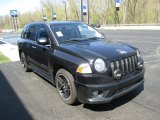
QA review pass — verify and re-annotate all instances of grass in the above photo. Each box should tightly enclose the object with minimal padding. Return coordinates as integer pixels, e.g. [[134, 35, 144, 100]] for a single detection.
[[0, 52, 11, 64]]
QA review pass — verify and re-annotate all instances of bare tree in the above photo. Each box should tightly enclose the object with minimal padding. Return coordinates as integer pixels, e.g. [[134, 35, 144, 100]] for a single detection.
[[68, 0, 79, 20], [122, 0, 127, 24], [127, 0, 139, 23]]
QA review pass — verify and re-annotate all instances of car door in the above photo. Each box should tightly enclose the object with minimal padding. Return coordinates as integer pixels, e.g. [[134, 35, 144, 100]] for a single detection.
[[32, 24, 51, 72], [25, 24, 39, 66]]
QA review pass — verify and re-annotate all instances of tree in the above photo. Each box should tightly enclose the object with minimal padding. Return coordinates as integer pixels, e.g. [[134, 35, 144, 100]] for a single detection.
[[1, 0, 160, 29], [68, 0, 79, 20]]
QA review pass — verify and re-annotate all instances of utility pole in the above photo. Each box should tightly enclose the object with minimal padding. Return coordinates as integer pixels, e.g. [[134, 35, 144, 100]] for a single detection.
[[80, 0, 83, 22], [115, 0, 120, 27], [86, 0, 89, 24], [9, 16, 13, 30], [64, 1, 68, 20], [15, 17, 18, 31], [51, 6, 53, 20], [41, 9, 44, 20], [51, 6, 56, 21], [41, 9, 47, 21], [13, 16, 16, 31]]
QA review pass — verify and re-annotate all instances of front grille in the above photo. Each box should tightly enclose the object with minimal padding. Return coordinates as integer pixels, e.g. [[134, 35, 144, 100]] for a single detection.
[[110, 54, 138, 77]]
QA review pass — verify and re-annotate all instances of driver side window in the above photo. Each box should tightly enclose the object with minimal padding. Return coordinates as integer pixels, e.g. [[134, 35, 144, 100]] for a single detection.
[[36, 25, 51, 46], [37, 25, 49, 39]]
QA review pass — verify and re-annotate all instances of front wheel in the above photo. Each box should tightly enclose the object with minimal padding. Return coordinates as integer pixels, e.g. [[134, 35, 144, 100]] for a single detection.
[[55, 69, 77, 105], [20, 52, 31, 72]]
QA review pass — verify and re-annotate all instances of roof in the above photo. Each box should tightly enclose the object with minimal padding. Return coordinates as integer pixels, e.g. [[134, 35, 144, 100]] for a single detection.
[[28, 21, 82, 26]]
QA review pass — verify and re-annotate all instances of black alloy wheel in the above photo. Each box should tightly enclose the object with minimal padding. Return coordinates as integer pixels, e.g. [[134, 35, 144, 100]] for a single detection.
[[56, 69, 77, 105]]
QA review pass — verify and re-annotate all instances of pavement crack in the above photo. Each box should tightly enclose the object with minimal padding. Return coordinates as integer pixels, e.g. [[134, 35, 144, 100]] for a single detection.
[[132, 100, 160, 115]]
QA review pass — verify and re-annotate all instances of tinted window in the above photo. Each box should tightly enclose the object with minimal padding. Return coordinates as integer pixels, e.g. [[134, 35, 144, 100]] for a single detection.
[[51, 24, 81, 42], [50, 23, 103, 43], [21, 25, 28, 39], [37, 25, 48, 39], [27, 25, 37, 41], [21, 29, 24, 38]]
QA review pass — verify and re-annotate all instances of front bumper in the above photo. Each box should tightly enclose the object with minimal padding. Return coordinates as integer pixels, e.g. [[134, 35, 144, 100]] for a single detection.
[[76, 69, 145, 104]]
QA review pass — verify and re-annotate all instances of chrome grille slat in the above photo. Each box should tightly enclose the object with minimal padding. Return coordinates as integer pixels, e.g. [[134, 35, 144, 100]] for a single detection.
[[114, 61, 117, 70], [134, 55, 138, 69], [110, 54, 138, 78], [120, 59, 125, 75], [132, 56, 135, 70], [110, 62, 114, 76], [125, 58, 129, 73], [128, 57, 132, 72], [123, 59, 126, 74], [116, 61, 120, 69]]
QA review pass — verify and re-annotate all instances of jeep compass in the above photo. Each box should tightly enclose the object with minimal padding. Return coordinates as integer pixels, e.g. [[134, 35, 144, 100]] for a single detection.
[[18, 21, 145, 104]]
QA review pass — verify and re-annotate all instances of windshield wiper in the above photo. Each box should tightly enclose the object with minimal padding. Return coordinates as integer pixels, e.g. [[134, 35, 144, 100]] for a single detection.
[[60, 38, 85, 44], [60, 37, 104, 44], [86, 37, 104, 40]]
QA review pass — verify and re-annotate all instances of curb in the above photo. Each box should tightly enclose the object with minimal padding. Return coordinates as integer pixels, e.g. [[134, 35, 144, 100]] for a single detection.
[[98, 26, 160, 30]]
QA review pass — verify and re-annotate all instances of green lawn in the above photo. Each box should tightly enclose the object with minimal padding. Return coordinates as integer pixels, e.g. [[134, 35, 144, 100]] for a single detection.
[[0, 52, 11, 64]]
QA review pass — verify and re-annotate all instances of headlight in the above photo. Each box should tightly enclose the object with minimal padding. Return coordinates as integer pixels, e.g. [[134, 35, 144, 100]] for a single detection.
[[94, 58, 107, 73], [136, 49, 141, 59], [76, 63, 92, 74], [136, 49, 144, 69]]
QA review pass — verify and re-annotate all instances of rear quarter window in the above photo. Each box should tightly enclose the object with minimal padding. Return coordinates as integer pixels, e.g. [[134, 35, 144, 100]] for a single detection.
[[21, 25, 28, 39]]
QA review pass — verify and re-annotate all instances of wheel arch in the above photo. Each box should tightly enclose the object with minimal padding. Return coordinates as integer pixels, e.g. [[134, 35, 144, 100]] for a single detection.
[[19, 49, 23, 60]]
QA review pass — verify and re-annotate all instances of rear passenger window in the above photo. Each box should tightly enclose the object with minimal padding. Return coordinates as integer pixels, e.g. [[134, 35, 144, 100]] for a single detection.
[[27, 25, 37, 41]]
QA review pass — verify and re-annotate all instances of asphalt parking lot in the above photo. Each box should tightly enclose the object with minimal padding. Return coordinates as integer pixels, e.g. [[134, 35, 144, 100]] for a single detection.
[[0, 30, 160, 120]]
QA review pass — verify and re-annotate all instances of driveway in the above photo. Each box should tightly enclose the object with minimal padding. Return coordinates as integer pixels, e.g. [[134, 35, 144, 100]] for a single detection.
[[0, 30, 160, 120]]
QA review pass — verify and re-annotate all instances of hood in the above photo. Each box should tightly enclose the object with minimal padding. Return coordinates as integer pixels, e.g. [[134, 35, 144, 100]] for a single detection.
[[59, 40, 137, 62]]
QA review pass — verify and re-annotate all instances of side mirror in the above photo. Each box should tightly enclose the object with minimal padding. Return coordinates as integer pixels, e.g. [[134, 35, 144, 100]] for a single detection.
[[37, 37, 49, 45]]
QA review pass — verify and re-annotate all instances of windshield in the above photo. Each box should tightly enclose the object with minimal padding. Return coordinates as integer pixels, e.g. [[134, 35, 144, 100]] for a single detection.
[[50, 23, 104, 44]]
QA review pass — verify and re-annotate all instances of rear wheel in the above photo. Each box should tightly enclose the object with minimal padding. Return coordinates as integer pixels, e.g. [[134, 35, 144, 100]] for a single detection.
[[20, 52, 31, 72], [55, 69, 77, 105]]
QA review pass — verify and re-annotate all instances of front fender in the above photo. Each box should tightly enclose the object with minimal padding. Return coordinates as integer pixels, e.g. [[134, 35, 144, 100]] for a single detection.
[[50, 50, 89, 81]]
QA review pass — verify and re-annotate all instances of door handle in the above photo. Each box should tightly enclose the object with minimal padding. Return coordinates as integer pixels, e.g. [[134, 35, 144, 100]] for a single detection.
[[32, 46, 36, 49]]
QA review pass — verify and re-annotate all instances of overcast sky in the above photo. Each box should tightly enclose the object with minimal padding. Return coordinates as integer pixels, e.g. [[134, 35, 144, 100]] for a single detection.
[[0, 0, 41, 16]]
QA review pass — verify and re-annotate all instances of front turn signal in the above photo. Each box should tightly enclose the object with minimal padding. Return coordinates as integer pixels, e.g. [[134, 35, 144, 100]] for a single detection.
[[76, 63, 92, 74]]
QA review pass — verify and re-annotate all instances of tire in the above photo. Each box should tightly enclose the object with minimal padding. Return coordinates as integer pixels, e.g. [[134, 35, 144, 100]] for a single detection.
[[55, 69, 77, 105], [20, 52, 31, 72]]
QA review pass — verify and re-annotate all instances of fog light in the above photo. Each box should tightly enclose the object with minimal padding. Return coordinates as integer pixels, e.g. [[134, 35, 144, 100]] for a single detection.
[[92, 91, 98, 97], [138, 61, 143, 69], [113, 69, 122, 80], [103, 90, 109, 96], [92, 90, 109, 98], [92, 90, 104, 98]]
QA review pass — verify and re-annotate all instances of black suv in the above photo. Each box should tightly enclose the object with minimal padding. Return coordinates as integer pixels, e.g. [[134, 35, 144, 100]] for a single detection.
[[18, 21, 145, 105]]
